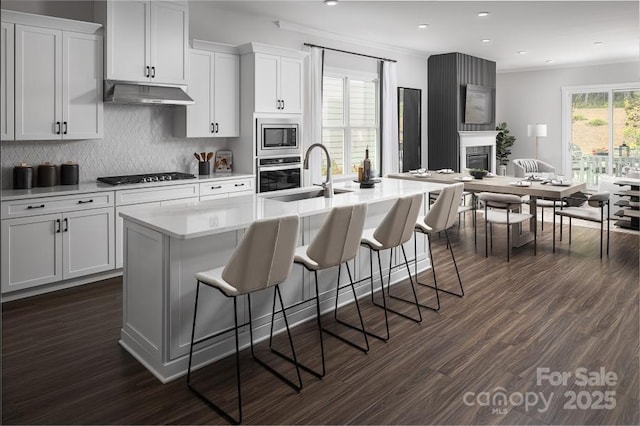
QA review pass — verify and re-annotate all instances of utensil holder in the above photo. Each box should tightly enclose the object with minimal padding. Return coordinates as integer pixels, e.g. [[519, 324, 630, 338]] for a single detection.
[[198, 161, 210, 176]]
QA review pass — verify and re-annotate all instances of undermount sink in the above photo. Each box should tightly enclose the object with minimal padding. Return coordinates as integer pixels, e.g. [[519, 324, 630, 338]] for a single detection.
[[265, 188, 353, 202]]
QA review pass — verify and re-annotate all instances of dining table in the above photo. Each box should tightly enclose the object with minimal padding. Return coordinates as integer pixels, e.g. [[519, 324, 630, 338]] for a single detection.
[[388, 171, 588, 247]]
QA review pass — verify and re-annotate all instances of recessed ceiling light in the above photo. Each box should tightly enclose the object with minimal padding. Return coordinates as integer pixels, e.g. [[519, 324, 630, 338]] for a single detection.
[[593, 41, 604, 45], [481, 39, 491, 43], [418, 24, 429, 29], [324, 0, 338, 6], [545, 59, 554, 63], [477, 12, 490, 17], [517, 51, 527, 55]]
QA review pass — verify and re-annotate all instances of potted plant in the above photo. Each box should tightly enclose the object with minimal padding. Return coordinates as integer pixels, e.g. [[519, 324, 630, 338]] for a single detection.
[[470, 168, 488, 179], [495, 122, 516, 175]]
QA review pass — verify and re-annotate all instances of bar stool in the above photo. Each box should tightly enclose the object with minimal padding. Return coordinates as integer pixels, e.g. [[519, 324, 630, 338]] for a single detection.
[[414, 183, 466, 310], [287, 203, 369, 378], [186, 215, 300, 425], [360, 193, 424, 341]]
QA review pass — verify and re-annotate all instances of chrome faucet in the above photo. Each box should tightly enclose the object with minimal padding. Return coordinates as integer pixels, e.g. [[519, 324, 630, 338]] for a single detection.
[[303, 143, 333, 198]]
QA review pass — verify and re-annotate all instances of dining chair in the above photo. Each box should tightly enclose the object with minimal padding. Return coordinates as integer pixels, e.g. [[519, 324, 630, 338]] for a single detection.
[[187, 215, 300, 424], [554, 192, 610, 258], [414, 183, 465, 309], [360, 193, 424, 341], [476, 192, 537, 262]]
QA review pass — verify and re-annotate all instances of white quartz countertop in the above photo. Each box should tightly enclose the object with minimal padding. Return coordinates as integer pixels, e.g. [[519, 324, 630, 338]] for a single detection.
[[120, 178, 448, 240], [0, 173, 254, 201]]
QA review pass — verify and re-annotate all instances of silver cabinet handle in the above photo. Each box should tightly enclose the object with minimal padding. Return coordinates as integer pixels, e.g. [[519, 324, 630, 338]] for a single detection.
[[27, 204, 45, 210]]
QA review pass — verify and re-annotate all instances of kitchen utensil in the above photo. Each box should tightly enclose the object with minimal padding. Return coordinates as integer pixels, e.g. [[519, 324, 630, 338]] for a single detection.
[[13, 163, 33, 189], [206, 152, 213, 161], [194, 152, 201, 161], [60, 161, 79, 185], [198, 161, 210, 176], [200, 152, 206, 162], [37, 162, 57, 187]]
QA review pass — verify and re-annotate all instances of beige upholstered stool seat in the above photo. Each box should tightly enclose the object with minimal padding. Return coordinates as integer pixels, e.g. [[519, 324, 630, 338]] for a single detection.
[[187, 215, 301, 424], [288, 203, 369, 378], [413, 183, 466, 310], [360, 193, 425, 341]]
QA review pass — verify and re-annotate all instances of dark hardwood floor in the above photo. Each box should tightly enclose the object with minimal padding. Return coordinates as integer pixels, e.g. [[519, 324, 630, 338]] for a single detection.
[[2, 218, 639, 425]]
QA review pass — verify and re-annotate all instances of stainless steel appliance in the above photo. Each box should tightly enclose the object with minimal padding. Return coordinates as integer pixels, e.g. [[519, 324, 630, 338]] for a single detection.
[[97, 172, 196, 185], [257, 156, 302, 193], [256, 117, 300, 156]]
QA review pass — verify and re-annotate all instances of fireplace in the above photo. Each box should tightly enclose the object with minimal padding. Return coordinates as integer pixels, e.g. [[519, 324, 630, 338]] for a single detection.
[[458, 131, 498, 173], [466, 146, 491, 170]]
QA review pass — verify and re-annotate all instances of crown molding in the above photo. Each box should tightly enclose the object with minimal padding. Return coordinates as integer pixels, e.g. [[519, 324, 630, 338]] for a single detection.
[[276, 20, 428, 60]]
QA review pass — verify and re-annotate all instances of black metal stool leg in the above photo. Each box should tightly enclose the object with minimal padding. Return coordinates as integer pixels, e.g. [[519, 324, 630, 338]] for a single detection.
[[378, 248, 422, 322], [364, 246, 390, 342], [186, 289, 242, 425]]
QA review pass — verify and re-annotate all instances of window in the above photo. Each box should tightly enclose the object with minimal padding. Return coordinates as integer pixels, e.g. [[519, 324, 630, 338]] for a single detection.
[[562, 83, 640, 188], [322, 71, 379, 177]]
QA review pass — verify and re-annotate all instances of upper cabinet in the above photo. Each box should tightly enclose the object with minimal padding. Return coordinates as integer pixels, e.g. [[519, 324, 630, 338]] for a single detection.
[[2, 11, 103, 141], [1, 22, 14, 141], [99, 0, 188, 85], [240, 43, 305, 114], [175, 43, 239, 138]]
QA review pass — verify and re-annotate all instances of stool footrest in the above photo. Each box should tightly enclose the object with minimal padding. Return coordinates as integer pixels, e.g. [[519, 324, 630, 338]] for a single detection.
[[416, 281, 463, 298]]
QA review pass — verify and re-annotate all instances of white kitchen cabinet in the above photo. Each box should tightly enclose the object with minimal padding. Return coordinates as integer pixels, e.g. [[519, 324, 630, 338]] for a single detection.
[[199, 177, 254, 201], [1, 195, 115, 293], [13, 23, 102, 141], [102, 0, 188, 85], [175, 48, 239, 138], [1, 22, 14, 141], [254, 53, 303, 114], [114, 183, 199, 268]]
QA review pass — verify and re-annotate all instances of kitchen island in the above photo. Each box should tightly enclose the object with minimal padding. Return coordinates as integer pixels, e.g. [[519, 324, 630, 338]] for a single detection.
[[120, 178, 446, 382]]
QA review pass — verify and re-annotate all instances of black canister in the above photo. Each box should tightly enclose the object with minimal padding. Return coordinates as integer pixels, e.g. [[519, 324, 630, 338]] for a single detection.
[[13, 164, 34, 189], [198, 161, 210, 176], [60, 162, 79, 185], [37, 163, 57, 187]]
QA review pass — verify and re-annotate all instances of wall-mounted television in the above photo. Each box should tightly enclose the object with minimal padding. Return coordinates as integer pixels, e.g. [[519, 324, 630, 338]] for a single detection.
[[464, 84, 494, 124]]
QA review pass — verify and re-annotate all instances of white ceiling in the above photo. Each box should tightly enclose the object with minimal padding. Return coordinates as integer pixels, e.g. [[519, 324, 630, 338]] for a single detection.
[[203, 0, 640, 72]]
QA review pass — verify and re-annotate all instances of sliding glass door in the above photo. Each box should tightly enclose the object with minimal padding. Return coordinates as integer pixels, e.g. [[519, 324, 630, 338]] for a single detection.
[[564, 84, 640, 188]]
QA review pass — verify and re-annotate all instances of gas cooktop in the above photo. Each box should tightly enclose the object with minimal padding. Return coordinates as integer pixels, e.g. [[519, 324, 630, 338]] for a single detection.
[[97, 172, 197, 186]]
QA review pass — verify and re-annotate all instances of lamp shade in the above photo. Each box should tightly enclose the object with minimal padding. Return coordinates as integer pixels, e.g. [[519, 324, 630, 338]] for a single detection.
[[527, 124, 547, 137]]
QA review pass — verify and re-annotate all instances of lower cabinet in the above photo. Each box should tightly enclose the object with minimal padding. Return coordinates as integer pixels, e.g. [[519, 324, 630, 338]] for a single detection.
[[1, 207, 115, 292]]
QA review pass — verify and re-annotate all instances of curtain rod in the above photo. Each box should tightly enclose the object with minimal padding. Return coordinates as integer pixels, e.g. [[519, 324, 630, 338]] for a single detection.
[[303, 43, 397, 63]]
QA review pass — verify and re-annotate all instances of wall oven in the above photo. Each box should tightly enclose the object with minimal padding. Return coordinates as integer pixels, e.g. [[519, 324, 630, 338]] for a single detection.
[[257, 156, 302, 193], [257, 117, 300, 156]]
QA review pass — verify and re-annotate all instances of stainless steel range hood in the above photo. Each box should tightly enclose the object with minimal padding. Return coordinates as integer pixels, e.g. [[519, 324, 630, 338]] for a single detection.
[[104, 81, 194, 105]]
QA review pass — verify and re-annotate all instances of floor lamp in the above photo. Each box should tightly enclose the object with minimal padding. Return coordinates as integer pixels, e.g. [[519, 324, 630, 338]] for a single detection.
[[527, 124, 547, 159]]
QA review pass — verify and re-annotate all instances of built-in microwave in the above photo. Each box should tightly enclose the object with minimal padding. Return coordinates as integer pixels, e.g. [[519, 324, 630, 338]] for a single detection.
[[256, 117, 300, 157]]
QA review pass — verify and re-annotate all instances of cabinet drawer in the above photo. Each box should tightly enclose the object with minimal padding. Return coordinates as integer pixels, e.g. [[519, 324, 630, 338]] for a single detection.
[[1, 192, 114, 219], [116, 183, 199, 206], [199, 178, 254, 197]]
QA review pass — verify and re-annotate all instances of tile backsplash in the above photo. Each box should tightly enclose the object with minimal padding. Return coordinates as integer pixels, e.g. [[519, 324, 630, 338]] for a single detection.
[[0, 104, 231, 189]]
